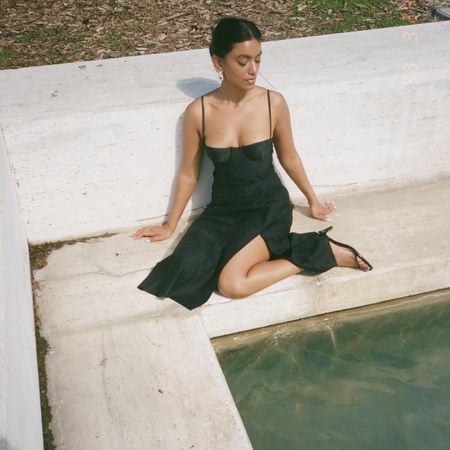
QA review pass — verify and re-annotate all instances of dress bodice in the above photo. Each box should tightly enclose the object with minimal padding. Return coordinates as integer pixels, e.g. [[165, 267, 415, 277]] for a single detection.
[[204, 137, 275, 188], [201, 89, 277, 189], [204, 137, 273, 163]]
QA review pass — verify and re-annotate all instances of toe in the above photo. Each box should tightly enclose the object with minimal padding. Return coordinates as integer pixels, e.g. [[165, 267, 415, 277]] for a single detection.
[[356, 255, 371, 271]]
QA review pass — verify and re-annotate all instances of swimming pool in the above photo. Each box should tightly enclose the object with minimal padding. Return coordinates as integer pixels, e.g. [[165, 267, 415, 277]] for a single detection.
[[212, 290, 450, 450]]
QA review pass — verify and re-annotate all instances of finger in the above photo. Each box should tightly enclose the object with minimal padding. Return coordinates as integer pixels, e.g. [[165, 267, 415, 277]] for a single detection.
[[141, 229, 158, 237], [131, 229, 148, 237]]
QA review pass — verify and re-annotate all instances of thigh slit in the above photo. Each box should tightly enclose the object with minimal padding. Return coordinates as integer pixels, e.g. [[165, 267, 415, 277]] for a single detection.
[[218, 233, 271, 285]]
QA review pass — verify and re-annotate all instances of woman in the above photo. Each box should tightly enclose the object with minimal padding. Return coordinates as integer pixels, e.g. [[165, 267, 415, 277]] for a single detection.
[[132, 16, 372, 310]]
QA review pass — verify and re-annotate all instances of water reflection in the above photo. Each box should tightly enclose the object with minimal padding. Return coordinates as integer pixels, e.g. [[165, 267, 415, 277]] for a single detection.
[[213, 290, 450, 450]]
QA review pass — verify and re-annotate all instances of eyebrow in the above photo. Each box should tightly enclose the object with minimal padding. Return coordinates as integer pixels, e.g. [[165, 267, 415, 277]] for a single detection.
[[237, 51, 262, 58]]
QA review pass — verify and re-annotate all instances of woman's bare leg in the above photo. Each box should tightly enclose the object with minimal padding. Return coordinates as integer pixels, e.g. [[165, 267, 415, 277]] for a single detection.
[[218, 235, 302, 298], [218, 234, 371, 299]]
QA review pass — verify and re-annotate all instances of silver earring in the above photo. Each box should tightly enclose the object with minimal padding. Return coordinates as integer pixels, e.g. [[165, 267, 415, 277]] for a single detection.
[[218, 71, 223, 81]]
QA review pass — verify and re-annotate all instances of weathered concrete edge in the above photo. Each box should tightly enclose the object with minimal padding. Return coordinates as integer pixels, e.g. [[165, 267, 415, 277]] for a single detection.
[[42, 313, 253, 450], [0, 128, 44, 449], [200, 258, 450, 339]]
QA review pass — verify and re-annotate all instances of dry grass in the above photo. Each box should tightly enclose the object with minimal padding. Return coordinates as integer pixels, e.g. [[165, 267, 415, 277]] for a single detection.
[[0, 0, 447, 70]]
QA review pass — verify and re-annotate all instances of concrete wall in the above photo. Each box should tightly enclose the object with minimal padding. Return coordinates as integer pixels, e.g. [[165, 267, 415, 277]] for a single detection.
[[0, 21, 448, 244], [0, 131, 43, 449]]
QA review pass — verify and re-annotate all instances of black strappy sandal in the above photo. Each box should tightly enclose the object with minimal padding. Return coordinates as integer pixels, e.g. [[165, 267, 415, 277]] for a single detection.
[[319, 225, 373, 272]]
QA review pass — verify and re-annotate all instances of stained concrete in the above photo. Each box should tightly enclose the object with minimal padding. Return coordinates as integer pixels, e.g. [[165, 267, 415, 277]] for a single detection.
[[33, 178, 450, 448]]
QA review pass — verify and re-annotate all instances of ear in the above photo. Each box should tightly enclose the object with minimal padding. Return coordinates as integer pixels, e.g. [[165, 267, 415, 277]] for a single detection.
[[211, 55, 224, 73]]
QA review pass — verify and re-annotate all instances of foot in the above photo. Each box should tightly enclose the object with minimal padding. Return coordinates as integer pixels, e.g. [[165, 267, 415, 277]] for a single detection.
[[329, 241, 372, 271]]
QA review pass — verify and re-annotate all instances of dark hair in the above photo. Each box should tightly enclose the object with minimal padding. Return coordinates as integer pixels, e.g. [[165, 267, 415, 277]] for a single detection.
[[209, 16, 263, 59]]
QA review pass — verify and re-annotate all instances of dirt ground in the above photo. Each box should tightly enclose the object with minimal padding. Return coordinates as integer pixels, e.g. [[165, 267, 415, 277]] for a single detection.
[[1, 0, 448, 70]]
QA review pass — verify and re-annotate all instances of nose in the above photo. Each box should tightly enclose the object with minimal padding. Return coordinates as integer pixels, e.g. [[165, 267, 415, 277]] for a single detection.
[[248, 60, 258, 75]]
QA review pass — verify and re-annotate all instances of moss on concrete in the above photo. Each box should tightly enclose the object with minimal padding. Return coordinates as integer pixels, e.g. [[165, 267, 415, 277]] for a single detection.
[[28, 231, 118, 450]]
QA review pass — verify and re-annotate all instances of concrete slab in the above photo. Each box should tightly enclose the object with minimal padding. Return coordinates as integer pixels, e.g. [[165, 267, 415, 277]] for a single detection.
[[0, 130, 43, 450], [33, 178, 450, 447], [1, 21, 449, 244], [45, 314, 251, 450]]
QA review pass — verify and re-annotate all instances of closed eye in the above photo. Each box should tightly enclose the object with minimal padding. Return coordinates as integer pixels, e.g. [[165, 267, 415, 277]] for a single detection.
[[238, 59, 261, 67]]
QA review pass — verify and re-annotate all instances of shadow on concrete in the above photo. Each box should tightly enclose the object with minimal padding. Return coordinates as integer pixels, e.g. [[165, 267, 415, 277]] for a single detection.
[[293, 203, 313, 218], [177, 77, 219, 100], [145, 77, 221, 260]]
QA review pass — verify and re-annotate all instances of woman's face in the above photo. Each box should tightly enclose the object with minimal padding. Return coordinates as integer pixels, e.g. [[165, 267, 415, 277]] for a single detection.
[[215, 38, 262, 88]]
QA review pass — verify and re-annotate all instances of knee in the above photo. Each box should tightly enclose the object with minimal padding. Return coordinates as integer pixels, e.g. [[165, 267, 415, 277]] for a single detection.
[[217, 277, 248, 299]]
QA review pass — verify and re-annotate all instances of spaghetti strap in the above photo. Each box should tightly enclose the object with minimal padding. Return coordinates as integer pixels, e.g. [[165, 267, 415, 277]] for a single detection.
[[267, 89, 272, 139], [201, 95, 205, 142]]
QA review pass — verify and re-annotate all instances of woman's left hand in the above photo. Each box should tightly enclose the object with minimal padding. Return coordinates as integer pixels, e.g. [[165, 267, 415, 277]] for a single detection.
[[309, 199, 335, 221]]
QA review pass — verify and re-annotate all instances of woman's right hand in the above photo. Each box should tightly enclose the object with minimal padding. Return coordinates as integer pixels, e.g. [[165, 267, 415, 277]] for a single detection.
[[130, 223, 174, 242]]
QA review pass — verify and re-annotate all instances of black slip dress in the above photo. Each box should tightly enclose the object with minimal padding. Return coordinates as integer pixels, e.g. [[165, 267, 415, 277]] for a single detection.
[[137, 89, 337, 310]]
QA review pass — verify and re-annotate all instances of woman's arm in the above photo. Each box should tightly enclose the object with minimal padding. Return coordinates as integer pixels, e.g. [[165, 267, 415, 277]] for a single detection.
[[271, 91, 335, 221], [131, 100, 203, 242], [166, 101, 203, 231]]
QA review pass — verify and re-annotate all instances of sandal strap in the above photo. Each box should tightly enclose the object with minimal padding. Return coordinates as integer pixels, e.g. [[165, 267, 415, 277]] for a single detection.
[[318, 225, 333, 235]]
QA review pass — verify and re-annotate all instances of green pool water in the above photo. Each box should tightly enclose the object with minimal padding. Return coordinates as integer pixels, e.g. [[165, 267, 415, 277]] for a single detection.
[[213, 291, 450, 450]]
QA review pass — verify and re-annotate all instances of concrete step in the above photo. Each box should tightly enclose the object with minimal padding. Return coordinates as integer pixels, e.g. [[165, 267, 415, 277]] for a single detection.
[[33, 177, 450, 449]]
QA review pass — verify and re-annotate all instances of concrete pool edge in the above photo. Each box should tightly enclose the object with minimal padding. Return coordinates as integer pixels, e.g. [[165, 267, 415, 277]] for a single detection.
[[210, 288, 450, 450], [210, 288, 450, 351]]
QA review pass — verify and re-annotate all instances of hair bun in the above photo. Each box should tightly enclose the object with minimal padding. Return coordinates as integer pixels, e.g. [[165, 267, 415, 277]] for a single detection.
[[209, 16, 262, 58]]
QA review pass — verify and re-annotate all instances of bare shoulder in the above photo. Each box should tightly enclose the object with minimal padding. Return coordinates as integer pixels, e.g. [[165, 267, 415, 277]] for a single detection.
[[183, 96, 204, 139], [267, 89, 289, 113], [185, 89, 217, 117], [185, 96, 202, 118]]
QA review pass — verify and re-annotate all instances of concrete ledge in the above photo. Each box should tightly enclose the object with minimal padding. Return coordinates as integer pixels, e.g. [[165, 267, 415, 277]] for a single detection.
[[202, 179, 450, 337], [33, 177, 450, 447], [33, 179, 450, 338], [0, 131, 43, 449], [0, 21, 449, 243], [44, 314, 251, 449]]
